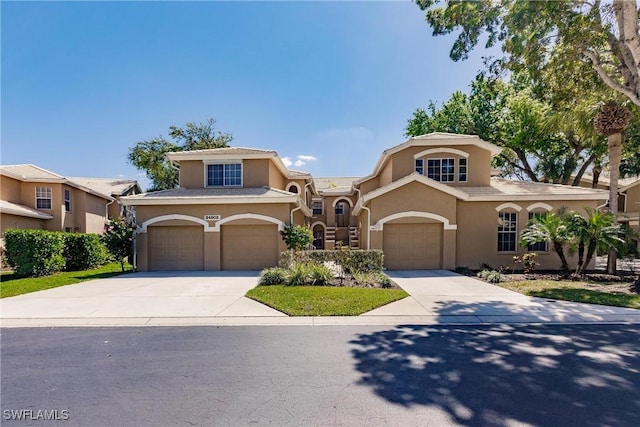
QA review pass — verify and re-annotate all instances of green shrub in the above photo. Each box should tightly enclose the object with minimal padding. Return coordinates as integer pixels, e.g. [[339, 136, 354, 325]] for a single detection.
[[287, 263, 313, 286], [478, 269, 504, 283], [280, 225, 313, 251], [454, 266, 473, 275], [309, 263, 334, 285], [102, 218, 136, 272], [259, 267, 288, 285], [64, 233, 109, 271], [4, 229, 65, 277], [353, 271, 393, 288], [279, 249, 384, 273]]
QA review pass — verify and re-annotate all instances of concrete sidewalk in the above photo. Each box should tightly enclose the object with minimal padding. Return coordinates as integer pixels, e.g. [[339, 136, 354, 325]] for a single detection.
[[1, 270, 639, 327]]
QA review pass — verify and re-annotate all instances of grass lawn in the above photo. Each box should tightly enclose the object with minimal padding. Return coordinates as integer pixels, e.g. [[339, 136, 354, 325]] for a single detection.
[[498, 280, 640, 309], [0, 263, 131, 298], [246, 285, 408, 316]]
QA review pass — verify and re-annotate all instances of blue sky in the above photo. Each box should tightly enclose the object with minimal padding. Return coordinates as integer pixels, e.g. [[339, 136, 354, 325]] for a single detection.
[[2, 1, 488, 191]]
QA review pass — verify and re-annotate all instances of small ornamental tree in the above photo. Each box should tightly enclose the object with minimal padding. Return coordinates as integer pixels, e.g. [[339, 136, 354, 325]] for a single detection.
[[280, 225, 313, 252], [102, 218, 136, 271]]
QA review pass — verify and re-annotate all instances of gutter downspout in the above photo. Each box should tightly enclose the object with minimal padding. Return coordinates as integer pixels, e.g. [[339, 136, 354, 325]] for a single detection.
[[355, 188, 371, 250], [290, 199, 303, 225]]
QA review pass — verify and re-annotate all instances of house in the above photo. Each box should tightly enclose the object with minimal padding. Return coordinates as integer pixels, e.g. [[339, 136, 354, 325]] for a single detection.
[[67, 177, 141, 219], [122, 133, 609, 272], [0, 164, 139, 236]]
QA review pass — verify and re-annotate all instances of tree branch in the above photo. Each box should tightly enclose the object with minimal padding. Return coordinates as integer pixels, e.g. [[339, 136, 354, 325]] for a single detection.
[[572, 152, 597, 186], [583, 49, 640, 105]]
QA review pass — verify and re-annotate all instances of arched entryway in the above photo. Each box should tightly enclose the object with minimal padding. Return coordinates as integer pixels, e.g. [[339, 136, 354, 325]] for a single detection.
[[335, 201, 351, 227], [312, 224, 325, 249]]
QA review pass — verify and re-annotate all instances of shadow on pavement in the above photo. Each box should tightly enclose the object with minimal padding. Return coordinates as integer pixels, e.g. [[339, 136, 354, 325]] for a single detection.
[[350, 323, 640, 427]]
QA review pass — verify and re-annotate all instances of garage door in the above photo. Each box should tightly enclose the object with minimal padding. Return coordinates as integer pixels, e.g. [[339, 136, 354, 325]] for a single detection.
[[221, 224, 279, 270], [148, 226, 204, 271], [383, 223, 442, 270]]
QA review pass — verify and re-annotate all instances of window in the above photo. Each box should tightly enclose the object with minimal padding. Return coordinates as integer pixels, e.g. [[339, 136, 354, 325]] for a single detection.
[[442, 158, 455, 182], [426, 158, 455, 182], [312, 200, 323, 215], [459, 158, 468, 182], [287, 184, 299, 194], [207, 163, 241, 187], [528, 212, 548, 252], [427, 159, 441, 181], [64, 189, 71, 212], [335, 203, 344, 216], [415, 159, 424, 175], [498, 211, 517, 252], [35, 187, 52, 209]]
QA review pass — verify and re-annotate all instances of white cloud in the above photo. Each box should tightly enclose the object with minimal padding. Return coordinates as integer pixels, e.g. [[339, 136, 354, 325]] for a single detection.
[[284, 154, 318, 169], [297, 155, 317, 162], [281, 156, 293, 167]]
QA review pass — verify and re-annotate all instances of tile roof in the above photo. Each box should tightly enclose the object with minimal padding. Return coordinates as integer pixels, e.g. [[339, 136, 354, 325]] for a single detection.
[[313, 177, 359, 192], [67, 177, 140, 197], [167, 147, 277, 156], [463, 178, 609, 200], [0, 200, 54, 220], [0, 164, 64, 180]]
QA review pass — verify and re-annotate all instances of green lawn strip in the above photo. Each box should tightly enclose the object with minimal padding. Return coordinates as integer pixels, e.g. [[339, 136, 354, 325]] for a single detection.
[[499, 280, 640, 309], [246, 285, 409, 316], [0, 263, 131, 298]]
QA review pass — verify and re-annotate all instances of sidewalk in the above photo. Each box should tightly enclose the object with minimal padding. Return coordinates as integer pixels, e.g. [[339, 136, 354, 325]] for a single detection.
[[1, 270, 639, 327]]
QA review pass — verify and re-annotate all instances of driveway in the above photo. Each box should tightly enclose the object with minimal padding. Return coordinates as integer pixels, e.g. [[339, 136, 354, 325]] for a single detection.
[[366, 270, 640, 324], [2, 270, 639, 327]]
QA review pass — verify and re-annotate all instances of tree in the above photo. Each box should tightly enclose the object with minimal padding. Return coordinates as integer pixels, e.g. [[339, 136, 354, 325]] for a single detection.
[[520, 211, 573, 274], [128, 118, 232, 191], [102, 218, 136, 272], [280, 225, 313, 251], [415, 0, 640, 106], [567, 209, 623, 275], [594, 100, 633, 273]]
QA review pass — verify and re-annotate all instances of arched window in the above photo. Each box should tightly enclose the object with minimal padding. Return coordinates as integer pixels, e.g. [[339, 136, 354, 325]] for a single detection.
[[287, 183, 300, 194]]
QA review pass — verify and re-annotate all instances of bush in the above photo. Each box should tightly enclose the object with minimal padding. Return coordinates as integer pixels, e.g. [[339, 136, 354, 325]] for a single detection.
[[353, 271, 392, 288], [280, 225, 313, 251], [309, 263, 334, 285], [102, 218, 136, 272], [259, 267, 288, 285], [4, 229, 66, 277], [64, 233, 109, 271], [279, 249, 384, 273], [287, 263, 313, 286], [478, 269, 504, 283]]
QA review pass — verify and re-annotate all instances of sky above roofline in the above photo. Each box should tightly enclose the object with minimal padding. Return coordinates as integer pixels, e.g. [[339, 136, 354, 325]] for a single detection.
[[2, 1, 490, 191]]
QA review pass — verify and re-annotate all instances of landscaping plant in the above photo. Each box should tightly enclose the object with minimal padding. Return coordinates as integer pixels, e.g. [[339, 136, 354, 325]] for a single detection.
[[279, 225, 313, 251], [102, 218, 136, 272]]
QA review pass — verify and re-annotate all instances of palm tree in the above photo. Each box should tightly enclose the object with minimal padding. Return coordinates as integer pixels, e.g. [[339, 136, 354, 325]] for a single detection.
[[568, 209, 624, 275], [520, 212, 573, 274], [594, 101, 632, 274]]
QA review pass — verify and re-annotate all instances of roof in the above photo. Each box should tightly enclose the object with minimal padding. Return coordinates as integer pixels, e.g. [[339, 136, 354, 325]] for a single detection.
[[166, 147, 277, 157], [575, 173, 638, 189], [355, 132, 502, 185], [313, 177, 359, 195], [0, 164, 64, 181], [67, 177, 141, 197], [0, 200, 54, 220], [121, 186, 300, 206], [463, 178, 609, 201]]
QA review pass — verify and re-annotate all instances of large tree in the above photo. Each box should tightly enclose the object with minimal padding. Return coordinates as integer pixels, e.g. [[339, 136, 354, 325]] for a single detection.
[[415, 0, 640, 106], [128, 118, 232, 191]]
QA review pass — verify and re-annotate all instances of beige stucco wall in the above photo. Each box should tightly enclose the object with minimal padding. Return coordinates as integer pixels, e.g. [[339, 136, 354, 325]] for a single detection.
[[321, 195, 357, 227], [0, 213, 46, 235], [624, 185, 640, 213], [179, 160, 204, 189], [243, 159, 270, 187], [268, 162, 285, 190], [84, 192, 108, 233], [456, 199, 603, 270], [358, 177, 379, 195], [1, 176, 22, 203]]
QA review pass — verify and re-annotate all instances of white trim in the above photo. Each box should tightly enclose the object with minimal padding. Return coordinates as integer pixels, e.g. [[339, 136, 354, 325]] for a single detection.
[[139, 214, 215, 233], [495, 202, 522, 212], [332, 197, 354, 208], [373, 211, 457, 231], [311, 198, 324, 215], [310, 221, 326, 230], [458, 158, 468, 183], [414, 147, 469, 159], [121, 196, 297, 206], [525, 202, 553, 212], [286, 182, 301, 194], [212, 213, 286, 232]]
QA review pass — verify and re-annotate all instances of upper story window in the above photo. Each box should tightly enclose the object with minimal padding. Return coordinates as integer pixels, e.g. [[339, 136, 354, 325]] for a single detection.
[[415, 159, 424, 175], [335, 203, 344, 216], [497, 211, 518, 252], [312, 200, 323, 215], [207, 163, 242, 187], [287, 183, 300, 194], [64, 189, 71, 212], [35, 187, 52, 210], [426, 158, 455, 182], [459, 158, 468, 182]]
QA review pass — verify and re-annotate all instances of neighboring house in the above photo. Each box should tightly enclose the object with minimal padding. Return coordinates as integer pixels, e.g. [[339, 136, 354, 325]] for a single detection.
[[0, 164, 139, 236], [67, 177, 141, 219], [123, 133, 610, 272]]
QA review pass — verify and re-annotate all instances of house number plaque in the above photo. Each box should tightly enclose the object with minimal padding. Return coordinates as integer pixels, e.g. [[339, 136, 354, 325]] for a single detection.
[[204, 214, 221, 221]]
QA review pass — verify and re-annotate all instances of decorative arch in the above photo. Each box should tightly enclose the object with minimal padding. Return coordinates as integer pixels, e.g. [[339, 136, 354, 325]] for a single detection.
[[310, 221, 326, 230], [495, 202, 522, 212], [286, 182, 301, 194], [414, 147, 469, 159], [373, 211, 457, 231], [332, 197, 354, 207], [526, 202, 553, 212], [212, 213, 286, 232], [139, 214, 214, 233]]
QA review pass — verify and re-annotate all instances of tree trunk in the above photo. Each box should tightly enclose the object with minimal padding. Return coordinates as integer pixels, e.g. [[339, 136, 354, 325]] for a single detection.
[[581, 243, 598, 276], [606, 132, 622, 275], [553, 241, 570, 275], [575, 240, 585, 275]]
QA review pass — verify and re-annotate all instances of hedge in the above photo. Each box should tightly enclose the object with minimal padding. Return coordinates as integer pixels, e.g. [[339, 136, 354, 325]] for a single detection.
[[279, 249, 384, 273], [63, 233, 110, 271], [4, 229, 66, 277]]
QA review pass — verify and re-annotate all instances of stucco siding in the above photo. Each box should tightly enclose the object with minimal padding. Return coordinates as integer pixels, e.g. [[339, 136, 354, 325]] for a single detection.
[[179, 160, 205, 189], [1, 176, 22, 203], [243, 159, 270, 187], [0, 214, 45, 235]]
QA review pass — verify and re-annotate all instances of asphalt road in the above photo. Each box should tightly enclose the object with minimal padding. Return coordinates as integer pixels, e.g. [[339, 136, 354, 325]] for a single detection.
[[1, 325, 639, 427]]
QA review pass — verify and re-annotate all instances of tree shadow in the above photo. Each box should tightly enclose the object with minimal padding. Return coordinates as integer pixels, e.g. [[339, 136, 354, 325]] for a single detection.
[[350, 322, 640, 426]]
